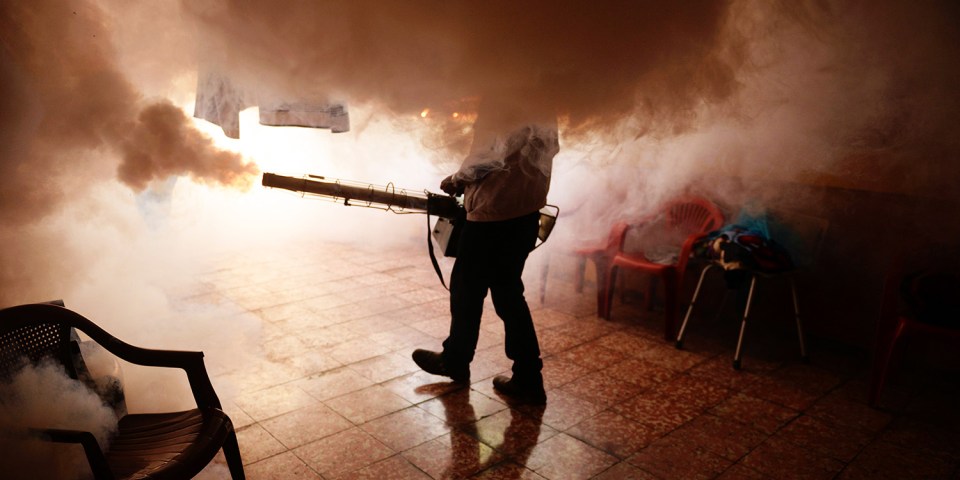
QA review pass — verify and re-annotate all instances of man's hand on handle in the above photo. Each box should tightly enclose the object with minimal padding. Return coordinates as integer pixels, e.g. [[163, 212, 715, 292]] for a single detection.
[[440, 175, 465, 196]]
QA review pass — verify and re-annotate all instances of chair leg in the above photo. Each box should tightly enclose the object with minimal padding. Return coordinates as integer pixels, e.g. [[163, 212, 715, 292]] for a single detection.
[[662, 272, 678, 342], [601, 265, 618, 320], [222, 429, 246, 480], [676, 264, 714, 348], [539, 255, 550, 305], [595, 258, 610, 318], [574, 256, 586, 293], [869, 319, 908, 407], [789, 277, 808, 361], [733, 275, 757, 370], [645, 279, 657, 311]]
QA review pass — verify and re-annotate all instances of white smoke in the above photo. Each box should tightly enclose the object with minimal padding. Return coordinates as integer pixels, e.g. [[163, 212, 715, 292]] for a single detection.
[[0, 360, 119, 480]]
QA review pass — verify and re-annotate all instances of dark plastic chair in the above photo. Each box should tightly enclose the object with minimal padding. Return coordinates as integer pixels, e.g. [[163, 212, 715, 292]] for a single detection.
[[0, 302, 245, 479], [603, 197, 724, 341], [869, 258, 960, 407]]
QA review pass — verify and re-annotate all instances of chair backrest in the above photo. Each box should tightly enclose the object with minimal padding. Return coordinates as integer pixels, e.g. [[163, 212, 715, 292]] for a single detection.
[[665, 196, 724, 236], [885, 249, 960, 328], [0, 303, 129, 417], [0, 321, 77, 383], [0, 300, 82, 383], [616, 197, 723, 264]]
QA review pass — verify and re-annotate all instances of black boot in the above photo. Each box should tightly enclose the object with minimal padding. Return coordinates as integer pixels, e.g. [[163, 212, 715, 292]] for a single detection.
[[492, 374, 547, 405], [412, 349, 470, 383]]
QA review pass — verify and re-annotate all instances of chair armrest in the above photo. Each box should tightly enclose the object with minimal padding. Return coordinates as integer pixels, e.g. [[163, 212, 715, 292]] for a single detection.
[[0, 304, 223, 411], [680, 233, 704, 256], [676, 233, 707, 280], [33, 428, 114, 479], [82, 340, 222, 412]]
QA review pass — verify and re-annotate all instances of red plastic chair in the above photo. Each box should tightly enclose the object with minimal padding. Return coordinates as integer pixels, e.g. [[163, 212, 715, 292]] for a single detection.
[[869, 257, 960, 407], [602, 197, 724, 341], [569, 221, 630, 313]]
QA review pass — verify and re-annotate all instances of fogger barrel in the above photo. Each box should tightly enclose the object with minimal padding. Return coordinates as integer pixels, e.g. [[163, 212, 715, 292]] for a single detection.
[[262, 172, 558, 258], [262, 172, 462, 219]]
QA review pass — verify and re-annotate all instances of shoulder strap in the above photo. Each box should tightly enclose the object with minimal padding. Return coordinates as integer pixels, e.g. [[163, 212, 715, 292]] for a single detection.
[[426, 206, 450, 291]]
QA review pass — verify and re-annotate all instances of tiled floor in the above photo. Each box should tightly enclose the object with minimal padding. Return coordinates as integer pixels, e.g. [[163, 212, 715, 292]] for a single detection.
[[182, 240, 960, 479]]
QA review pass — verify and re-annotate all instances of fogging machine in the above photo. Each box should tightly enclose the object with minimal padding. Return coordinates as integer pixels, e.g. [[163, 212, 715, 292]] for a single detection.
[[261, 172, 558, 258]]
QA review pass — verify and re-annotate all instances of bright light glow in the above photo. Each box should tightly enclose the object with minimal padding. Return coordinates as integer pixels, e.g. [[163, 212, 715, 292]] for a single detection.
[[176, 103, 457, 258], [420, 108, 430, 118]]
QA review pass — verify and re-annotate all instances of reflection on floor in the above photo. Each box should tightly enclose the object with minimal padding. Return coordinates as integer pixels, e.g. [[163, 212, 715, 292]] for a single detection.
[[186, 241, 959, 479]]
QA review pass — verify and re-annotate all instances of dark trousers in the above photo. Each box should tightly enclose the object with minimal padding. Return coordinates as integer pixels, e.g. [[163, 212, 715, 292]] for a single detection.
[[442, 211, 543, 378]]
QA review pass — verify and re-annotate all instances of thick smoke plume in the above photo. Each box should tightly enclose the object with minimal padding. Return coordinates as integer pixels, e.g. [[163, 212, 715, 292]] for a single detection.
[[0, 0, 258, 228], [117, 101, 258, 191], [184, 0, 960, 204], [185, 0, 740, 137], [3, 0, 958, 232], [0, 0, 259, 306]]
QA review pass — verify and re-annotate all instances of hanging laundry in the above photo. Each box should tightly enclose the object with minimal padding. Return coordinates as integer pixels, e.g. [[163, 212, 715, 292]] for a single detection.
[[193, 69, 350, 138], [259, 100, 349, 133], [193, 71, 246, 139]]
